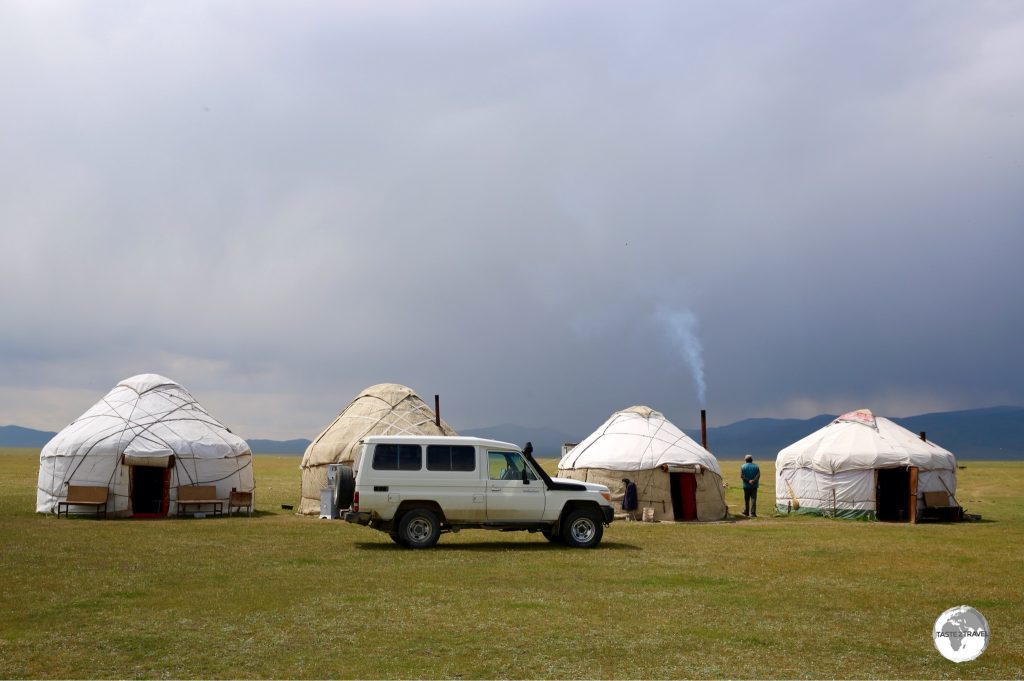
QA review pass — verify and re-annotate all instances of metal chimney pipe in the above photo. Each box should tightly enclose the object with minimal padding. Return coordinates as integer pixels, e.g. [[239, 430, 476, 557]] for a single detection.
[[700, 409, 708, 449], [919, 431, 926, 442], [434, 394, 441, 428]]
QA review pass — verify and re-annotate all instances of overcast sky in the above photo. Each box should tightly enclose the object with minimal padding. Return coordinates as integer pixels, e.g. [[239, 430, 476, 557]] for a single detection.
[[2, 1, 1023, 440]]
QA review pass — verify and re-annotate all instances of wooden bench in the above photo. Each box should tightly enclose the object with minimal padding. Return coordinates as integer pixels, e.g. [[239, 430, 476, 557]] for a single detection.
[[58, 485, 108, 519], [919, 491, 962, 522], [229, 490, 253, 516], [176, 485, 223, 517]]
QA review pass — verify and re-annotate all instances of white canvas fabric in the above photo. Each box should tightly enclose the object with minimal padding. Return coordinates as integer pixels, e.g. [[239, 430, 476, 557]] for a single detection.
[[560, 405, 721, 475], [777, 408, 956, 473], [299, 383, 456, 514], [37, 374, 254, 516], [775, 409, 957, 518], [558, 406, 727, 521]]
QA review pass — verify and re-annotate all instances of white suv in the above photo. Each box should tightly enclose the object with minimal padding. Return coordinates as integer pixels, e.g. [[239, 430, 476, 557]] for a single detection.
[[341, 436, 614, 548]]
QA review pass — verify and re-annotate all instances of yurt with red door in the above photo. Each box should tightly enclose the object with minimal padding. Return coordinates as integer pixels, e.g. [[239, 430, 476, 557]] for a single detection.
[[557, 406, 727, 521], [36, 374, 254, 517]]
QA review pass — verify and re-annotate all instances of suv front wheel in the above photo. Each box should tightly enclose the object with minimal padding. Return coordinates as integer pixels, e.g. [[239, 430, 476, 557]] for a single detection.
[[561, 508, 604, 548], [397, 508, 441, 549]]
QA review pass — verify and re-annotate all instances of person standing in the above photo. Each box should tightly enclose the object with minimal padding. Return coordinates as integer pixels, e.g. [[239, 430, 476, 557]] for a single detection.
[[621, 478, 638, 520], [740, 455, 760, 517]]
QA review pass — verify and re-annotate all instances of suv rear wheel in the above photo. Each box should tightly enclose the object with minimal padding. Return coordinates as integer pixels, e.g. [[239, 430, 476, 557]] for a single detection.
[[398, 508, 441, 549], [541, 527, 561, 543], [561, 508, 603, 548]]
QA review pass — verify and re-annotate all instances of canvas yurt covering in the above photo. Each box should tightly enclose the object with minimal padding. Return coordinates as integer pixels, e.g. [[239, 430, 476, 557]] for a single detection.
[[558, 406, 727, 521], [775, 408, 957, 520], [37, 374, 254, 517], [299, 383, 456, 514]]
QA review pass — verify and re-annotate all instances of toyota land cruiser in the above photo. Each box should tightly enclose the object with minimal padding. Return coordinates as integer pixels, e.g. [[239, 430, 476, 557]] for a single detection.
[[341, 435, 614, 548]]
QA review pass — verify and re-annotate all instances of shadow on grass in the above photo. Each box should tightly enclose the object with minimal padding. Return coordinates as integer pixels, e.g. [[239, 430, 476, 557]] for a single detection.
[[353, 540, 643, 552], [88, 510, 278, 521]]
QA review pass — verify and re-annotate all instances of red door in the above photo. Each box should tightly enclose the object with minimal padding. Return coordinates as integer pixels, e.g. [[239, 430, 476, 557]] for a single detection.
[[159, 468, 171, 516], [679, 473, 697, 521]]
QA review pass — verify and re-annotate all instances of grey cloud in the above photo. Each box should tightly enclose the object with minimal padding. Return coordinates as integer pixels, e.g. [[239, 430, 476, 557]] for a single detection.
[[2, 1, 1023, 439]]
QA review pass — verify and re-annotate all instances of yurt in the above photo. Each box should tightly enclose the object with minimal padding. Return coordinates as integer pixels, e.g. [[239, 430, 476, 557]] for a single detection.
[[775, 408, 957, 521], [557, 406, 728, 521], [299, 383, 456, 515], [37, 374, 254, 517]]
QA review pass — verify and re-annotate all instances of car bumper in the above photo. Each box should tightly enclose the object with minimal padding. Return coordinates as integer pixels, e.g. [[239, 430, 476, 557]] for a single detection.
[[602, 506, 615, 524], [344, 511, 371, 525]]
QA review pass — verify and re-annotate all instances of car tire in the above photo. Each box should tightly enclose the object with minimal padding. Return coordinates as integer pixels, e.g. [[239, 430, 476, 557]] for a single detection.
[[541, 527, 561, 543], [389, 531, 407, 547], [335, 466, 355, 510], [398, 508, 441, 549], [561, 508, 603, 548]]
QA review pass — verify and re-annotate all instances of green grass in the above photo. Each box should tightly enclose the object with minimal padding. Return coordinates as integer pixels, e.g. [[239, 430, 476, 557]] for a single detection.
[[1, 449, 1021, 678]]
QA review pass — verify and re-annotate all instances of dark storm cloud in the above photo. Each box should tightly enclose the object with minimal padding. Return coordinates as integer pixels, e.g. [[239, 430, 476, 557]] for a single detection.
[[1, 1, 1022, 439]]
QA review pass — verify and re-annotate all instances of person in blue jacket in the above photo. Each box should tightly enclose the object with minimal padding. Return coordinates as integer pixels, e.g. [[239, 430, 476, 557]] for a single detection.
[[740, 454, 760, 517]]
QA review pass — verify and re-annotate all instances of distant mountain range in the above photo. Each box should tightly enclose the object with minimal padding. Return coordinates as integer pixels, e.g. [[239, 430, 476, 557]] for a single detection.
[[681, 405, 1024, 459], [247, 439, 311, 454], [5, 406, 1023, 459], [0, 425, 55, 448]]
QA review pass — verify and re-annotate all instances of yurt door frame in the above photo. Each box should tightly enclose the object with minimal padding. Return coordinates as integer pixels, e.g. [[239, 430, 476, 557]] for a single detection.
[[130, 466, 171, 518], [875, 466, 918, 522], [669, 472, 698, 521]]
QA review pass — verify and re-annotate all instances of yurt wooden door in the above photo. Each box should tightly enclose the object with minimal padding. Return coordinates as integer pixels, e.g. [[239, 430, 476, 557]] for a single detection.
[[908, 465, 918, 524], [130, 466, 170, 517], [876, 466, 917, 522], [670, 472, 698, 521]]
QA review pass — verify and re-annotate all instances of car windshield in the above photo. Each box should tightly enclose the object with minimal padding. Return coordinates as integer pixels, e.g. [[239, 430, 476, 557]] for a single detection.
[[487, 451, 538, 481]]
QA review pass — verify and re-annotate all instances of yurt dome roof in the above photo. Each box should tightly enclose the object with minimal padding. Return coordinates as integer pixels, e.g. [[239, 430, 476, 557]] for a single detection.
[[301, 383, 456, 469], [40, 374, 250, 462], [776, 408, 956, 474], [559, 405, 721, 475]]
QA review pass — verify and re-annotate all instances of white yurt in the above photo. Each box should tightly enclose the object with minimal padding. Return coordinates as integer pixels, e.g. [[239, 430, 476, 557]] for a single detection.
[[299, 383, 456, 515], [558, 406, 728, 521], [37, 374, 254, 517], [775, 408, 957, 521]]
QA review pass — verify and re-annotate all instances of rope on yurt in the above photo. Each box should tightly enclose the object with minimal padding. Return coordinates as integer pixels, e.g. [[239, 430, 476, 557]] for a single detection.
[[307, 390, 451, 469], [936, 475, 961, 509]]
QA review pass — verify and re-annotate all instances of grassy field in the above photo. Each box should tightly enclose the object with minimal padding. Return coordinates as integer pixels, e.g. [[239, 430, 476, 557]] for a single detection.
[[1, 448, 1021, 679]]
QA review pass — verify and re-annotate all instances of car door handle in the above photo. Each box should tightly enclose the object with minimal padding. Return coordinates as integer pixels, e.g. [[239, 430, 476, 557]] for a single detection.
[[490, 487, 502, 492]]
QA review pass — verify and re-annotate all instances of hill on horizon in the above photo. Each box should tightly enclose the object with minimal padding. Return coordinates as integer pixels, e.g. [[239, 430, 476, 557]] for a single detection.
[[4, 406, 1023, 458], [685, 405, 1024, 459]]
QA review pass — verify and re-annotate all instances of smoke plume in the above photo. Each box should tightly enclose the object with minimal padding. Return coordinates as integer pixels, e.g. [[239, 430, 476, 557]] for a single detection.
[[657, 307, 707, 405]]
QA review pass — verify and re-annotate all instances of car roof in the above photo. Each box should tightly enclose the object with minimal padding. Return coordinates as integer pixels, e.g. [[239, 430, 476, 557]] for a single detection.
[[360, 435, 521, 450]]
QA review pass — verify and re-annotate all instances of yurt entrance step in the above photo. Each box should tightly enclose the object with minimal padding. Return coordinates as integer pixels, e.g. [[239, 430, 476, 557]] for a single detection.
[[131, 466, 170, 518], [669, 472, 698, 521], [876, 466, 919, 523]]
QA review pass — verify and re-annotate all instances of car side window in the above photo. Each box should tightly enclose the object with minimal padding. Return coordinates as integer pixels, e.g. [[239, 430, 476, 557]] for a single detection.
[[487, 451, 538, 481], [372, 444, 422, 471], [426, 445, 476, 472]]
